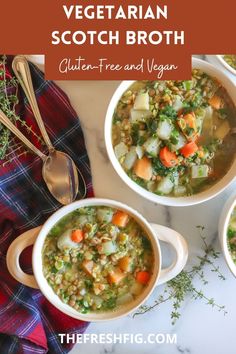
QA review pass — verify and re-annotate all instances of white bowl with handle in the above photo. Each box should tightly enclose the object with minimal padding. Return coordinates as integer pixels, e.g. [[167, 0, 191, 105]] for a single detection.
[[104, 58, 236, 206], [7, 198, 188, 322]]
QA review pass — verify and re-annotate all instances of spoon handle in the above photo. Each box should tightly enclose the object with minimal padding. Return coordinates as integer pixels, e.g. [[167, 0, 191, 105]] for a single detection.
[[0, 109, 47, 161], [12, 56, 54, 151], [76, 166, 87, 199]]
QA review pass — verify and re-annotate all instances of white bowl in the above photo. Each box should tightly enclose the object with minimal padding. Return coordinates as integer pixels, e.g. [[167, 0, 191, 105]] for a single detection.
[[216, 55, 236, 77], [219, 194, 236, 276], [6, 198, 188, 322], [105, 58, 236, 206], [205, 55, 236, 85]]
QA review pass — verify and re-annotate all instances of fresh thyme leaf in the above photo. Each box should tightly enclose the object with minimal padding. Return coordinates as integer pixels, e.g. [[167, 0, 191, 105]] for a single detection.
[[0, 55, 44, 162]]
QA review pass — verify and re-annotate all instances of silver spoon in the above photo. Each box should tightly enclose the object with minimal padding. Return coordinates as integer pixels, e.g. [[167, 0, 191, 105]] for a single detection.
[[0, 109, 79, 204], [12, 55, 81, 205]]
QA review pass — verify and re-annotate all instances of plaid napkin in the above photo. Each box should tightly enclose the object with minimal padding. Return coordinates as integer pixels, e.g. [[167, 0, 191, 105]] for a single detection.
[[0, 56, 94, 353]]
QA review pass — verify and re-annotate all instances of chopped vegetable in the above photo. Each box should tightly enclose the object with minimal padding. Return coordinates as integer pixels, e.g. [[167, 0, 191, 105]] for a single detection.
[[93, 283, 104, 295], [117, 293, 134, 305], [130, 282, 143, 295], [77, 215, 89, 226], [117, 233, 128, 244], [183, 80, 193, 91], [112, 210, 129, 228], [177, 112, 197, 141], [209, 95, 222, 110], [136, 145, 144, 159], [108, 268, 126, 284], [173, 185, 187, 197], [170, 133, 186, 151], [71, 229, 84, 243], [130, 109, 152, 123], [147, 118, 158, 134], [98, 241, 117, 255], [143, 137, 160, 156], [123, 147, 137, 170], [136, 271, 151, 284], [157, 119, 173, 140], [118, 256, 132, 272], [57, 230, 80, 250], [82, 260, 94, 276], [200, 106, 214, 144], [133, 156, 153, 180], [97, 208, 114, 223], [156, 175, 174, 195], [159, 146, 179, 168], [114, 142, 128, 159], [133, 92, 149, 110], [180, 141, 198, 158], [214, 120, 230, 140], [172, 95, 183, 112], [55, 260, 64, 270], [159, 105, 177, 120], [191, 165, 209, 178]]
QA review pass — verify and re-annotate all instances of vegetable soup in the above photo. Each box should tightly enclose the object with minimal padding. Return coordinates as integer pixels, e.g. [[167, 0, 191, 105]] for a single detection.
[[112, 70, 236, 197], [227, 206, 236, 264], [42, 206, 154, 313], [223, 55, 236, 71]]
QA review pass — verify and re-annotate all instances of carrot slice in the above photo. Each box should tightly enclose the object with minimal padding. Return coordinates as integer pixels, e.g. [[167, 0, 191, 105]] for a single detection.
[[159, 146, 179, 168], [71, 229, 84, 243], [133, 156, 152, 181], [180, 141, 198, 158], [136, 271, 151, 284], [209, 95, 222, 110], [112, 210, 129, 228]]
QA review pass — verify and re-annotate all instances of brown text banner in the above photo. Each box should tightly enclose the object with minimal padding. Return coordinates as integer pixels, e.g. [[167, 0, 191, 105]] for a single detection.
[[2, 0, 236, 80]]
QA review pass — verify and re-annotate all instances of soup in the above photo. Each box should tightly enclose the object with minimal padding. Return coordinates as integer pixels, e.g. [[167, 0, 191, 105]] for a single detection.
[[223, 55, 236, 71], [227, 206, 236, 264], [112, 70, 236, 197], [42, 206, 154, 313]]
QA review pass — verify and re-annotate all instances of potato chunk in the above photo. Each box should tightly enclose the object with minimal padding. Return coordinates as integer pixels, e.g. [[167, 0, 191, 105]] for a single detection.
[[82, 260, 94, 276], [118, 256, 132, 272], [108, 268, 126, 284]]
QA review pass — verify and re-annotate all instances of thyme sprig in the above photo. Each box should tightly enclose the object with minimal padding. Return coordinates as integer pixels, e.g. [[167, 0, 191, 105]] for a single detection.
[[134, 226, 227, 324], [0, 54, 44, 162]]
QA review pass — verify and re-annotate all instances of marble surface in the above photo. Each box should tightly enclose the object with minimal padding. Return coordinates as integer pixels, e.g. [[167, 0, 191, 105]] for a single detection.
[[38, 57, 236, 354]]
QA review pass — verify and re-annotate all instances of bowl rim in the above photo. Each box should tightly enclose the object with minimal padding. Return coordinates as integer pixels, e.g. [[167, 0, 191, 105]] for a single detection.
[[219, 194, 236, 277], [104, 57, 236, 206], [32, 197, 162, 322], [216, 55, 236, 76]]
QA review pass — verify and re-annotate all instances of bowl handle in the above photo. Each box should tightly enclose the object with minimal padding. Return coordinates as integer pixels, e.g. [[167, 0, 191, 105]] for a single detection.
[[6, 226, 41, 289], [150, 223, 188, 286]]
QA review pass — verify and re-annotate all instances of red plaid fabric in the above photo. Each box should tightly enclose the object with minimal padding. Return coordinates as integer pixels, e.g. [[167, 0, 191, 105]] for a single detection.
[[0, 56, 94, 353]]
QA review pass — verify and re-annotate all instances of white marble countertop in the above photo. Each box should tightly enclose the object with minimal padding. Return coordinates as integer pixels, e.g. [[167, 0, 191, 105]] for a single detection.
[[40, 57, 236, 354]]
